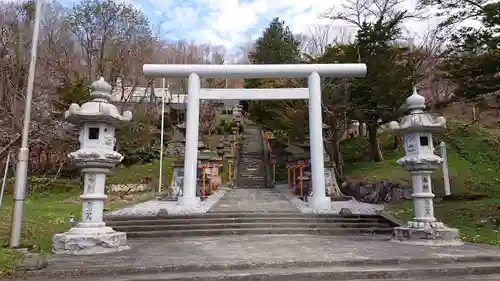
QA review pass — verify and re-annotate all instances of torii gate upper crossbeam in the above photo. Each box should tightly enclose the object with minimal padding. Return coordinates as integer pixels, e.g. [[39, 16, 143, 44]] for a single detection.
[[143, 64, 367, 78]]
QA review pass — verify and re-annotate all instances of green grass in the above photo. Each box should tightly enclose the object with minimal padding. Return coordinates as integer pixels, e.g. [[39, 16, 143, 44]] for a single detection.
[[385, 198, 500, 245], [0, 157, 176, 278], [108, 157, 176, 189], [342, 122, 500, 245]]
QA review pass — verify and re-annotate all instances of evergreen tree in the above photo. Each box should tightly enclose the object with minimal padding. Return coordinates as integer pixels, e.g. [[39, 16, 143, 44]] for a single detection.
[[244, 17, 301, 89], [244, 18, 303, 133]]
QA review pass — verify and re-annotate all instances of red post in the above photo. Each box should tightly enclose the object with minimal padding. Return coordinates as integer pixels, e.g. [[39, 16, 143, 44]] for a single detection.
[[215, 165, 219, 185], [201, 165, 206, 198], [293, 166, 296, 193], [287, 166, 291, 190], [209, 166, 213, 193]]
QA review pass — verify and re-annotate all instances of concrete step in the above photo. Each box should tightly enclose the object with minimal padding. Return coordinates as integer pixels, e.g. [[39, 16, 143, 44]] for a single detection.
[[237, 184, 267, 187], [124, 227, 393, 238], [16, 249, 500, 280], [238, 181, 266, 183], [237, 180, 266, 183], [110, 222, 392, 232], [105, 211, 384, 220], [106, 217, 389, 226], [38, 262, 500, 281]]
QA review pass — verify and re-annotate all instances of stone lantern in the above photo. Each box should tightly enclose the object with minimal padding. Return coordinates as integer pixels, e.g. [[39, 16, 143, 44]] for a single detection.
[[216, 142, 225, 159], [232, 106, 242, 137], [161, 122, 186, 201], [223, 147, 235, 187], [388, 87, 461, 246], [198, 139, 208, 152], [52, 77, 133, 255]]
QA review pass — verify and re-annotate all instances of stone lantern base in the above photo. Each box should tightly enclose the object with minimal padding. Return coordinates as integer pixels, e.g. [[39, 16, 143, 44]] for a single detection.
[[159, 158, 184, 201], [52, 226, 129, 255], [391, 221, 462, 246]]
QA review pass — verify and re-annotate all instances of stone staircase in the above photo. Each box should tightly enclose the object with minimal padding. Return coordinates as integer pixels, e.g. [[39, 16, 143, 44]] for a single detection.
[[105, 211, 395, 238], [236, 122, 267, 189]]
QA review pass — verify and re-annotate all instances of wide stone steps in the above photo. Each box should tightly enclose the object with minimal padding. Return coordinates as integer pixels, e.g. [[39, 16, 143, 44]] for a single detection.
[[105, 212, 395, 238], [236, 121, 267, 189], [107, 222, 390, 231], [22, 259, 500, 281], [238, 175, 265, 178], [105, 216, 389, 224], [123, 228, 392, 238], [116, 263, 500, 281]]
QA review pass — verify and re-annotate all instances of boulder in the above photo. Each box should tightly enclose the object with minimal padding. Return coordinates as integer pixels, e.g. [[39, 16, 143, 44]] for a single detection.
[[16, 252, 48, 271], [341, 180, 413, 204]]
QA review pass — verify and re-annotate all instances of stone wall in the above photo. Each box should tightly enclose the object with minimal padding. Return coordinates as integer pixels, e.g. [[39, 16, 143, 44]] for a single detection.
[[341, 180, 413, 204]]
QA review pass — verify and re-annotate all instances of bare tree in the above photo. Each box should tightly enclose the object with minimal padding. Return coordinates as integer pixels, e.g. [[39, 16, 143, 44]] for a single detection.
[[301, 24, 355, 57], [322, 0, 428, 28]]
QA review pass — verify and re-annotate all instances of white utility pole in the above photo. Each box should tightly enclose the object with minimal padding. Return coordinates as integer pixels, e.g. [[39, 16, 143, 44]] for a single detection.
[[158, 78, 166, 193], [0, 151, 11, 208], [440, 141, 451, 196], [10, 0, 43, 248]]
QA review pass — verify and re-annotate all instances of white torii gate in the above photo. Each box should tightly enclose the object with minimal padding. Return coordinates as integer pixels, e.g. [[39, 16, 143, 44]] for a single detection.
[[143, 64, 367, 210]]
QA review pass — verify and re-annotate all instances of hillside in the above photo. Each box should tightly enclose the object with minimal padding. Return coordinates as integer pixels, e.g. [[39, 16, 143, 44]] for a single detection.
[[341, 119, 500, 245]]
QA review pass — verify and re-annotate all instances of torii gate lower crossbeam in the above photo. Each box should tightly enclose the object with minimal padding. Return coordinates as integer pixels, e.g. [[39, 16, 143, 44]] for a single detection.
[[142, 64, 367, 210]]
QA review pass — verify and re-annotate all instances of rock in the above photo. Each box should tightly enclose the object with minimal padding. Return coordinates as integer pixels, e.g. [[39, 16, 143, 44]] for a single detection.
[[123, 194, 137, 201], [157, 208, 169, 217], [357, 185, 372, 198], [107, 184, 149, 194], [403, 187, 413, 200], [378, 180, 391, 199], [341, 182, 357, 196], [341, 180, 414, 204], [392, 188, 404, 201], [16, 252, 48, 271], [107, 195, 120, 202], [339, 208, 353, 215], [363, 190, 378, 204], [383, 190, 393, 202]]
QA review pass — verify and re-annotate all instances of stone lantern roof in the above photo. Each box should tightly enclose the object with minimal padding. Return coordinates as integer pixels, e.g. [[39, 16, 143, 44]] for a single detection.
[[389, 87, 446, 134], [65, 77, 133, 125]]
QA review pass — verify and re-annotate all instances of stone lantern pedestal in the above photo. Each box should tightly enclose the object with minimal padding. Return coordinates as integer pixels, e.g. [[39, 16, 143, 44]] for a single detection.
[[162, 122, 186, 201], [52, 77, 133, 255], [388, 88, 461, 246]]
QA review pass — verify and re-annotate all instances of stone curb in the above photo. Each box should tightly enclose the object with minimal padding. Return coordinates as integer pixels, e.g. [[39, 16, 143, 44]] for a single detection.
[[379, 212, 405, 227], [16, 255, 500, 279]]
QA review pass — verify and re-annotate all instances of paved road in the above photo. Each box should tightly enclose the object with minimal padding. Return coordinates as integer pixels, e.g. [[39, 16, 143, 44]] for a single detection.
[[209, 188, 300, 213], [15, 234, 500, 280]]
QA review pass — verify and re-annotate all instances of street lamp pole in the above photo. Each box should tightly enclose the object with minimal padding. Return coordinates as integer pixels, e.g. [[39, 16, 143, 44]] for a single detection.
[[10, 0, 43, 248]]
